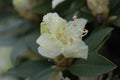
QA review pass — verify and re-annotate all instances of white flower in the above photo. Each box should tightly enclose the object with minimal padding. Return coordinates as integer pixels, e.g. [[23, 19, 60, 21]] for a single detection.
[[13, 0, 36, 19], [36, 13, 88, 59], [13, 0, 31, 10], [52, 0, 65, 8]]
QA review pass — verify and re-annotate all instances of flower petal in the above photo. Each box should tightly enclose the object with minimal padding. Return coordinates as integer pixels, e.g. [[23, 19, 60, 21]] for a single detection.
[[43, 13, 67, 36], [63, 38, 88, 59], [41, 22, 50, 34], [67, 18, 87, 38], [36, 33, 64, 58]]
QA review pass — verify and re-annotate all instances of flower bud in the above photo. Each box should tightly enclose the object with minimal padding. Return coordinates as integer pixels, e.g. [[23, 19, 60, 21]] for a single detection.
[[87, 0, 109, 21], [13, 0, 37, 20]]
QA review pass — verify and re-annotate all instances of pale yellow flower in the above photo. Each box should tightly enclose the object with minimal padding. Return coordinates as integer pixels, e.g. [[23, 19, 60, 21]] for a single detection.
[[37, 13, 88, 59]]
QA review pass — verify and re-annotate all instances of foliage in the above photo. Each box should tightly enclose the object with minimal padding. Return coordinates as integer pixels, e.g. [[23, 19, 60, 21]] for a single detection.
[[0, 0, 120, 80]]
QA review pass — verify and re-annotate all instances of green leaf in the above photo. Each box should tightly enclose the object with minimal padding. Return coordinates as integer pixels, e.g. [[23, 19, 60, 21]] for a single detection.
[[11, 39, 41, 64], [78, 10, 94, 22], [55, 0, 86, 19], [54, 0, 73, 16], [32, 0, 52, 14], [31, 68, 52, 80], [8, 60, 53, 79], [110, 0, 120, 16], [0, 16, 28, 35], [24, 32, 39, 54], [11, 39, 29, 64], [69, 52, 117, 76], [0, 16, 31, 45], [85, 27, 113, 52], [109, 0, 120, 9], [0, 36, 17, 45]]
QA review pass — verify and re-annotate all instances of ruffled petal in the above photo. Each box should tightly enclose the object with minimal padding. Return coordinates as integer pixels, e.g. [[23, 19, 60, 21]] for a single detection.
[[63, 38, 88, 59], [67, 18, 87, 38], [43, 13, 67, 36], [36, 33, 64, 58]]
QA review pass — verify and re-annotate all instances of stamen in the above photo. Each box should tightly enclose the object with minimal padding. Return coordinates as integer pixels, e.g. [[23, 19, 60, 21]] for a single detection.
[[72, 16, 77, 27], [78, 29, 88, 38], [73, 15, 77, 20], [82, 29, 88, 37]]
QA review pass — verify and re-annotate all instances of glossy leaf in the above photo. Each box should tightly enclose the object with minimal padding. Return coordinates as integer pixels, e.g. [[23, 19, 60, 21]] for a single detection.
[[32, 0, 52, 14], [110, 1, 120, 16], [11, 39, 41, 64], [0, 16, 28, 34], [11, 39, 30, 64], [24, 32, 39, 54], [69, 52, 116, 76], [30, 68, 52, 80], [0, 16, 31, 45], [109, 0, 120, 9], [8, 60, 53, 79], [85, 27, 113, 52]]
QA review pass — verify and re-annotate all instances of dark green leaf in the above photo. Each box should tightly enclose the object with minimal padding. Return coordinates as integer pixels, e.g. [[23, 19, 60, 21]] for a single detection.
[[0, 36, 17, 45], [55, 0, 86, 19], [110, 0, 120, 16], [0, 16, 31, 45], [78, 10, 93, 22], [54, 0, 73, 16], [109, 0, 120, 9], [0, 16, 28, 34], [8, 60, 53, 79], [11, 39, 30, 64], [11, 39, 41, 64], [69, 52, 116, 76], [31, 68, 52, 80], [24, 32, 39, 54], [32, 0, 52, 14], [85, 27, 113, 52]]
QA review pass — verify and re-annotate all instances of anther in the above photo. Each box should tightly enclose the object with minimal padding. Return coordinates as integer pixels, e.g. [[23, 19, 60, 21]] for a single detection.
[[72, 16, 77, 26], [73, 15, 77, 20], [82, 29, 88, 37]]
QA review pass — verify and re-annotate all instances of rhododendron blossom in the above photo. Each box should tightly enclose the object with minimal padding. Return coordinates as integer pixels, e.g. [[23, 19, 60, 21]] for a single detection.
[[37, 13, 88, 59]]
